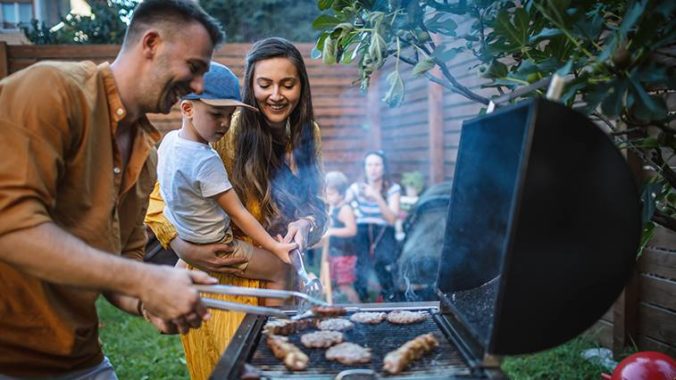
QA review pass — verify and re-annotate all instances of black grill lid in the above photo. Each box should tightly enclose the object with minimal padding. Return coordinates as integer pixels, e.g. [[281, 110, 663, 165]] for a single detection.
[[436, 98, 641, 356]]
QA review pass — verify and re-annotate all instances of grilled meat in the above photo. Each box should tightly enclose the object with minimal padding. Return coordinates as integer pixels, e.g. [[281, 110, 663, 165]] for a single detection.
[[349, 312, 386, 324], [382, 333, 439, 374], [300, 330, 344, 348], [318, 318, 354, 331], [266, 335, 309, 371], [325, 342, 372, 365], [386, 310, 429, 324], [264, 318, 319, 336], [311, 305, 347, 317]]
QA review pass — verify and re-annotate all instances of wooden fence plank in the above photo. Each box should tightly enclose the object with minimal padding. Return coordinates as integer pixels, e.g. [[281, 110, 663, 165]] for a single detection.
[[640, 274, 676, 310], [636, 335, 676, 357], [648, 226, 676, 250], [638, 303, 676, 346], [639, 248, 676, 280]]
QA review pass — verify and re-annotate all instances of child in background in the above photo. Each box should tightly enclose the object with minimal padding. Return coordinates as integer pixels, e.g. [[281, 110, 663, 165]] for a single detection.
[[324, 171, 360, 303], [157, 62, 295, 301]]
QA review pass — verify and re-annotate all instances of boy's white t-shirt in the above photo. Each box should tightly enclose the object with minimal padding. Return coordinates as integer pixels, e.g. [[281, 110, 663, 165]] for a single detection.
[[157, 130, 232, 244]]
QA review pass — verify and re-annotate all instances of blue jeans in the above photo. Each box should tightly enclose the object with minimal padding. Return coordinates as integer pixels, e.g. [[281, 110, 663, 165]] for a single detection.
[[0, 356, 118, 380]]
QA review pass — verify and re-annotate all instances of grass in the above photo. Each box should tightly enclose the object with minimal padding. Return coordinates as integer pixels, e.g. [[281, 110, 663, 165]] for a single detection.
[[97, 299, 188, 379], [502, 336, 610, 379], [97, 299, 610, 379]]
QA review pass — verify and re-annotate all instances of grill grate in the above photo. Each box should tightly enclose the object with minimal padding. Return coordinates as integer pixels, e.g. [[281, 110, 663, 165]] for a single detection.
[[247, 309, 471, 379]]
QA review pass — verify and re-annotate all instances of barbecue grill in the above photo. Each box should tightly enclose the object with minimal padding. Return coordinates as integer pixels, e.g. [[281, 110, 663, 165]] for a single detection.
[[212, 98, 641, 379]]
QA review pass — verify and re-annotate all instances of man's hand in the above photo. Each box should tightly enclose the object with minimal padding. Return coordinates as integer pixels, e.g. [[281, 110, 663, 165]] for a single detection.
[[170, 237, 247, 273], [136, 266, 216, 327], [142, 308, 179, 334]]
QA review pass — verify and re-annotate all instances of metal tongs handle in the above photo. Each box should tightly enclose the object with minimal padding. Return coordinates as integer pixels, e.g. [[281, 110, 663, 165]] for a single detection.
[[194, 284, 328, 306], [200, 298, 289, 319]]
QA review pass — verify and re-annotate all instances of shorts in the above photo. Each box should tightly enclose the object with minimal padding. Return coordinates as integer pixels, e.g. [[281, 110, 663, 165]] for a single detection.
[[329, 255, 357, 285], [189, 229, 254, 272]]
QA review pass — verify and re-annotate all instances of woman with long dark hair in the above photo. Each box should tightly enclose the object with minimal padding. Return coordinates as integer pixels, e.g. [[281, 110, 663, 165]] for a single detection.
[[346, 151, 401, 302], [146, 37, 326, 379]]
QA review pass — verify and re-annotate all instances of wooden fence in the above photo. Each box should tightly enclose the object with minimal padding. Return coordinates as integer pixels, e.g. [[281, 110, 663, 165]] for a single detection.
[[0, 40, 673, 358], [589, 226, 676, 357]]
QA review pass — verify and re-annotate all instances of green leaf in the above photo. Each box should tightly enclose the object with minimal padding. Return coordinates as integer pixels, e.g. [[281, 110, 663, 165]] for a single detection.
[[432, 45, 462, 62], [312, 14, 341, 30], [315, 32, 329, 52], [383, 70, 405, 107], [493, 9, 527, 48], [412, 58, 435, 76], [600, 79, 627, 118], [556, 60, 573, 76], [618, 1, 646, 42], [318, 0, 335, 11], [322, 37, 337, 65], [426, 13, 458, 36], [629, 76, 664, 117], [529, 27, 563, 43], [561, 80, 586, 105], [482, 60, 509, 79]]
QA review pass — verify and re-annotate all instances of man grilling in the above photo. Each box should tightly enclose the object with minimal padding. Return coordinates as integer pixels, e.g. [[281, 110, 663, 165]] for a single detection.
[[0, 0, 227, 378]]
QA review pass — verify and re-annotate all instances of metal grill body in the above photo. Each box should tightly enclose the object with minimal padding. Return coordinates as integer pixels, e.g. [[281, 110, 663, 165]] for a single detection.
[[213, 304, 502, 379]]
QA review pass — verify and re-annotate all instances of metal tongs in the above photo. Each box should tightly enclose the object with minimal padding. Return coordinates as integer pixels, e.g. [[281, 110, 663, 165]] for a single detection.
[[289, 248, 324, 309], [195, 284, 328, 319]]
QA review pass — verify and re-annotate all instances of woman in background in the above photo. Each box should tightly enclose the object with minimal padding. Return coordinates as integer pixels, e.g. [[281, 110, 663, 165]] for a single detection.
[[145, 37, 326, 379], [346, 151, 400, 302]]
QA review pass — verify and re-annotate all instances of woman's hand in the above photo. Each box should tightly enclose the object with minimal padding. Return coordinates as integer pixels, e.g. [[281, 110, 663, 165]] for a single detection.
[[283, 218, 312, 252], [170, 237, 247, 274], [360, 183, 382, 201]]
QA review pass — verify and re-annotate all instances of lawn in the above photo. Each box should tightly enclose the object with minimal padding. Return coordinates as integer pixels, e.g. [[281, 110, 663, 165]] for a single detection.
[[97, 298, 609, 379]]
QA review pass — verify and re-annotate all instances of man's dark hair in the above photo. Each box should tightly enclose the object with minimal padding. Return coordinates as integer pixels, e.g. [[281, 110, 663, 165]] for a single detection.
[[123, 0, 224, 48]]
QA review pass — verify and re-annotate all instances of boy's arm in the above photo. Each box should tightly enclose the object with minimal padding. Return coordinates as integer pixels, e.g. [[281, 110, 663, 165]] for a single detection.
[[328, 204, 357, 238], [214, 189, 294, 262]]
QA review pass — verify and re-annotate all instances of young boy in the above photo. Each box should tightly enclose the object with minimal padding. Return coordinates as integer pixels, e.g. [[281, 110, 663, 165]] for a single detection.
[[157, 62, 295, 298], [324, 171, 360, 303]]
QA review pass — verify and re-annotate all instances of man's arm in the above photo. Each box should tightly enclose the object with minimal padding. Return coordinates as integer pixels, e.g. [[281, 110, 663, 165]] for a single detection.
[[0, 222, 216, 322], [0, 66, 215, 324]]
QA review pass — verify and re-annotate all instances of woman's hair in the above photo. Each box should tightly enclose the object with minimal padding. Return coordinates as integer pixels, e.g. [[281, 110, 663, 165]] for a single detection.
[[233, 37, 326, 234], [325, 171, 350, 196], [363, 150, 393, 199]]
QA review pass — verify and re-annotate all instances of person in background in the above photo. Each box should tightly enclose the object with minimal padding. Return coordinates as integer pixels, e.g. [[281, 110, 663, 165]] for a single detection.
[[346, 151, 401, 302], [396, 170, 425, 240], [145, 37, 327, 379], [324, 171, 360, 303], [157, 62, 296, 301], [0, 0, 223, 378]]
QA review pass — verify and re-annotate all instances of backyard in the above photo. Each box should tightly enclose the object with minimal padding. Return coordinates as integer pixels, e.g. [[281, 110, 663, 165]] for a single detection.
[[98, 299, 612, 379], [1, 0, 673, 378]]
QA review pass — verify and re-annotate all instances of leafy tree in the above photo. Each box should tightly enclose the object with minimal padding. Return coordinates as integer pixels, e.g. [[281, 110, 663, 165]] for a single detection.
[[196, 0, 321, 42], [25, 0, 320, 44], [24, 0, 136, 44], [313, 0, 676, 238]]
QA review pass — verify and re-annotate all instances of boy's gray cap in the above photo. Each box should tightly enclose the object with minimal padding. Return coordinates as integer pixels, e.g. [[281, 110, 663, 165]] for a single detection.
[[182, 61, 257, 111]]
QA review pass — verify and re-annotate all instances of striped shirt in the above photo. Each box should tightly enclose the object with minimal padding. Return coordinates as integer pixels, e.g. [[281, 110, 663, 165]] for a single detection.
[[347, 182, 401, 225]]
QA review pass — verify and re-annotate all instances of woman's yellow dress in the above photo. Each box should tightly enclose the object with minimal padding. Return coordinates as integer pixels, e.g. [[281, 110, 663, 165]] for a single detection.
[[145, 113, 322, 379]]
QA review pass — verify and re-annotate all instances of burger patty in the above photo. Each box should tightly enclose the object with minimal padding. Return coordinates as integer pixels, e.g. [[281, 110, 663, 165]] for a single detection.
[[300, 330, 344, 348], [325, 342, 372, 365]]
